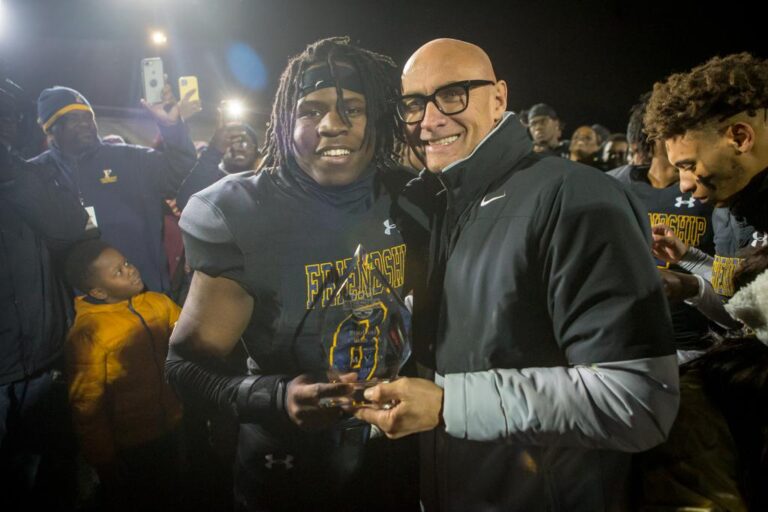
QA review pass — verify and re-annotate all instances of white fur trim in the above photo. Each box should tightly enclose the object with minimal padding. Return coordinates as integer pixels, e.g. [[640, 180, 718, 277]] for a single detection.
[[725, 268, 768, 345]]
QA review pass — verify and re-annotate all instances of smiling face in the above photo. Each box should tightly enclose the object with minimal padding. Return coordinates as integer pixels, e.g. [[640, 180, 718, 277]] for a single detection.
[[666, 128, 749, 206], [223, 126, 259, 172], [401, 39, 507, 173], [88, 247, 144, 303], [292, 86, 373, 186]]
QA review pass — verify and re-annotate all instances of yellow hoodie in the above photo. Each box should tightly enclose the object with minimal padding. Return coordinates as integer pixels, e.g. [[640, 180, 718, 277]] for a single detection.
[[66, 291, 183, 470]]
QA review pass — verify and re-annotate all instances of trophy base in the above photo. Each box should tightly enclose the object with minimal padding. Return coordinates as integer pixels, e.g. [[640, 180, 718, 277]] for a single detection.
[[319, 379, 395, 409]]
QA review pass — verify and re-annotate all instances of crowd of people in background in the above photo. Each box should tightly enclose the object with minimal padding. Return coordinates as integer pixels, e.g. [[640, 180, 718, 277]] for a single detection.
[[2, 35, 768, 512]]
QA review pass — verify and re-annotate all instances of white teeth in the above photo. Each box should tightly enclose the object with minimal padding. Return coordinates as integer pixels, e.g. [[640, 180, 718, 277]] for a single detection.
[[322, 148, 351, 156], [430, 135, 459, 146]]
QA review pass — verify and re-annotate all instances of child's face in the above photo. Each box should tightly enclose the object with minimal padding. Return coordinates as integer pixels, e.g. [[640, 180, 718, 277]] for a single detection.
[[89, 248, 144, 303]]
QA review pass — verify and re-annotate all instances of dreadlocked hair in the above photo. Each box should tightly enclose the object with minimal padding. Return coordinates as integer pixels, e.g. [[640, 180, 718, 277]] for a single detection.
[[644, 52, 768, 140], [258, 36, 399, 174], [626, 92, 654, 164]]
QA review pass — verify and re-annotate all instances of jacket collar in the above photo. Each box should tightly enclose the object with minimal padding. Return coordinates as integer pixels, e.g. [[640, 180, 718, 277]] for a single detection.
[[49, 139, 103, 164], [75, 292, 146, 314], [437, 112, 533, 207]]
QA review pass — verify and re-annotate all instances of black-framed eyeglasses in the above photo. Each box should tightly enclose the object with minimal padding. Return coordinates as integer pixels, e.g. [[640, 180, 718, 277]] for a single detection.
[[396, 80, 495, 124]]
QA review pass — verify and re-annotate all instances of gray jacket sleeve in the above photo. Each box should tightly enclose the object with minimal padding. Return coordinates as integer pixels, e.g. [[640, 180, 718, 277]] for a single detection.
[[678, 247, 714, 281], [684, 275, 742, 329], [441, 354, 679, 452]]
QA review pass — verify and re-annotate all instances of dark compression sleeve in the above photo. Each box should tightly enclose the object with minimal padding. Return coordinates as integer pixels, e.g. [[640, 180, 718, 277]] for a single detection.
[[165, 343, 289, 423]]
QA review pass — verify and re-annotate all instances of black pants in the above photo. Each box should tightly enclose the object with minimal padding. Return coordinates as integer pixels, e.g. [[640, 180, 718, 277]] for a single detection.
[[101, 430, 182, 512], [234, 423, 420, 512], [0, 369, 78, 511]]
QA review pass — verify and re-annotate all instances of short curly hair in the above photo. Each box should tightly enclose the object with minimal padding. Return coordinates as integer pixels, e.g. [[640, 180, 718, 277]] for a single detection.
[[644, 52, 768, 140], [64, 238, 111, 292]]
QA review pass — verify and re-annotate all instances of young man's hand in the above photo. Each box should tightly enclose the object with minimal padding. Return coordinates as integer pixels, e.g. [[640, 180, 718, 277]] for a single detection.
[[284, 373, 354, 430], [651, 224, 688, 263], [209, 107, 243, 155]]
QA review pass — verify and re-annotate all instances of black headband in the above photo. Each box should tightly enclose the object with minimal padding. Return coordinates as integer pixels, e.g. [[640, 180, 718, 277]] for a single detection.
[[298, 63, 364, 98]]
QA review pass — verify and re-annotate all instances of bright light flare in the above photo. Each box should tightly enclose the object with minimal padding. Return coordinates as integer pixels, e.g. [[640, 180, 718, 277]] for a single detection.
[[151, 30, 167, 46], [224, 99, 245, 120]]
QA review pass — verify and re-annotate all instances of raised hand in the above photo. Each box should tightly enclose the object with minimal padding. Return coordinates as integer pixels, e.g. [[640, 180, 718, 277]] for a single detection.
[[141, 79, 181, 127], [651, 224, 688, 263]]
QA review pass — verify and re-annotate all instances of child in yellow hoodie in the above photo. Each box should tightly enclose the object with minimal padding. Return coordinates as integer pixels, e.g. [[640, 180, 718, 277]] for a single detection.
[[64, 239, 183, 511]]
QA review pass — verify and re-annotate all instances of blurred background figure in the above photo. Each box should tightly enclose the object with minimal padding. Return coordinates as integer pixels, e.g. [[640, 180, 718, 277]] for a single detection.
[[1, 80, 88, 511], [601, 132, 628, 169], [568, 124, 602, 168], [176, 105, 261, 211], [526, 102, 568, 158]]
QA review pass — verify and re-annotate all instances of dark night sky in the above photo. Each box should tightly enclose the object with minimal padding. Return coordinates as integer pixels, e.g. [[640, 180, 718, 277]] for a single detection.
[[1, 0, 766, 135]]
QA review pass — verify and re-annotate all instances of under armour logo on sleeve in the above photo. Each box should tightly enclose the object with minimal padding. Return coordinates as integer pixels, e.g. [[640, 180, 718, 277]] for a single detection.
[[264, 454, 294, 470], [752, 232, 768, 248], [383, 219, 397, 235]]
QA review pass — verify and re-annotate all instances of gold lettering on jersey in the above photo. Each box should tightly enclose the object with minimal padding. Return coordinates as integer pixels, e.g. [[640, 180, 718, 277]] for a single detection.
[[304, 244, 406, 309], [711, 255, 743, 297], [648, 213, 708, 248]]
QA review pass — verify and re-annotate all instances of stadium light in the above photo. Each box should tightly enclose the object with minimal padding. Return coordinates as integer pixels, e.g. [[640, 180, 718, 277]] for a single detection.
[[150, 30, 167, 46]]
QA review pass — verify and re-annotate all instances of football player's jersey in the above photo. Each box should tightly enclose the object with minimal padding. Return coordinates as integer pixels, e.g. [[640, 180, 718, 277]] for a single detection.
[[610, 165, 714, 350], [711, 207, 768, 297]]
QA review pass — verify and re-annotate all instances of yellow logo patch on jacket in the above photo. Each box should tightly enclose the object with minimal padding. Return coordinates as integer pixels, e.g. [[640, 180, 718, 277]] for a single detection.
[[99, 169, 118, 184]]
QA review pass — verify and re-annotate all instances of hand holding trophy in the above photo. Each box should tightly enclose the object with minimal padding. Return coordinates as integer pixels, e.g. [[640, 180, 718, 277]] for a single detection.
[[317, 244, 412, 409]]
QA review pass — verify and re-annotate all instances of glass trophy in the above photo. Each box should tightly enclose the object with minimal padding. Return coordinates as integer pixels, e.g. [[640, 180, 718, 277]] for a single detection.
[[316, 244, 412, 408]]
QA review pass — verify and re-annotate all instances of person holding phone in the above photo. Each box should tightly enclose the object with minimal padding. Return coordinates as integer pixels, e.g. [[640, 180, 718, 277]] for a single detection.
[[28, 82, 197, 294], [175, 105, 261, 210], [165, 37, 421, 512]]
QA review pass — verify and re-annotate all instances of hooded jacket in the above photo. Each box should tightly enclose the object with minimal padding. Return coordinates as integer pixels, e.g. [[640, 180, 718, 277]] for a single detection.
[[66, 291, 182, 470], [400, 113, 679, 512]]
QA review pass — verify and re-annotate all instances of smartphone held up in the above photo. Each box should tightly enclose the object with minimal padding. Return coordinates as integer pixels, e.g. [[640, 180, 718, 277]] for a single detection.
[[141, 57, 165, 104]]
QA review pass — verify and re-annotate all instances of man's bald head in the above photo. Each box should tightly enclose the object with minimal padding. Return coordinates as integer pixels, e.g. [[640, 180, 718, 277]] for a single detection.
[[400, 39, 507, 173], [403, 39, 497, 84]]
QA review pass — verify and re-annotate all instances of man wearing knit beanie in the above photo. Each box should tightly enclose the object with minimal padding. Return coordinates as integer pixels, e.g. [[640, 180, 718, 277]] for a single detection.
[[37, 86, 93, 133], [28, 85, 197, 294]]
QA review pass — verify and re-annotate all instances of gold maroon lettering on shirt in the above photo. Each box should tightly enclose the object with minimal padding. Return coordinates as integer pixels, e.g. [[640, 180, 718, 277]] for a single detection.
[[649, 213, 708, 248], [304, 244, 406, 309], [711, 255, 743, 297]]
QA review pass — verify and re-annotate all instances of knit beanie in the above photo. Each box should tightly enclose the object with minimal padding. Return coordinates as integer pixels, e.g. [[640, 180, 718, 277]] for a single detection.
[[37, 86, 93, 133], [725, 268, 768, 344]]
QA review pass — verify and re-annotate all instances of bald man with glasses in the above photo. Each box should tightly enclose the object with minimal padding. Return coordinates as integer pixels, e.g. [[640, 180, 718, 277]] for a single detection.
[[356, 39, 680, 511]]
